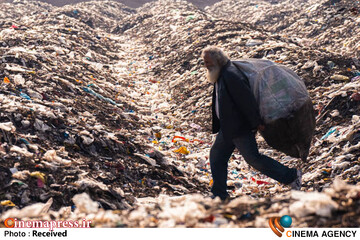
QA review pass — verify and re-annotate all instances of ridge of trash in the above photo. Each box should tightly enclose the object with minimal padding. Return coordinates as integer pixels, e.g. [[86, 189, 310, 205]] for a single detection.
[[206, 0, 360, 58]]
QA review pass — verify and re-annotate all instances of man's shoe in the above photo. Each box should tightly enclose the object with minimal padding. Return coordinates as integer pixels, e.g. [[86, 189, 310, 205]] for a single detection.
[[289, 169, 302, 190]]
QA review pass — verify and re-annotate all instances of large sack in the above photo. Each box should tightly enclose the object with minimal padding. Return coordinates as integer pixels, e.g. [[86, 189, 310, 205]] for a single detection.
[[233, 59, 310, 123], [233, 59, 316, 160], [260, 99, 316, 160]]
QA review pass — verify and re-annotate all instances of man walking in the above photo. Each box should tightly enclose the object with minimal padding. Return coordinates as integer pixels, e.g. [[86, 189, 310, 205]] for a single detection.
[[202, 46, 302, 200]]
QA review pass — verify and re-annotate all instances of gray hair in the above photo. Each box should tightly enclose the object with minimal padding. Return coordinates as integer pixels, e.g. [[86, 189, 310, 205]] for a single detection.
[[201, 46, 229, 67]]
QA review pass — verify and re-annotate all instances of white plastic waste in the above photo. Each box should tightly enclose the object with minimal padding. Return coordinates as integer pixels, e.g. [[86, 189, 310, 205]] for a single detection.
[[290, 191, 338, 218], [72, 193, 99, 214]]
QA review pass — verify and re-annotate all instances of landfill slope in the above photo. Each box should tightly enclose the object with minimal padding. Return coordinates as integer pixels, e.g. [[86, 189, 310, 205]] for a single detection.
[[1, 0, 360, 228], [206, 0, 360, 57], [6, 0, 221, 8], [0, 0, 208, 214]]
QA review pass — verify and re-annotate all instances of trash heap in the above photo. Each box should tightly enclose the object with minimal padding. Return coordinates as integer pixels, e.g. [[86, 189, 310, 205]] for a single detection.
[[0, 0, 209, 215], [206, 0, 360, 58], [57, 1, 136, 32], [1, 178, 359, 227], [0, 0, 54, 20], [0, 0, 360, 227]]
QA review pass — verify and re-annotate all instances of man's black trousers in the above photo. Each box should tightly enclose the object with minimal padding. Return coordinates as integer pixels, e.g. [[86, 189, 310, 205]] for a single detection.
[[210, 129, 297, 200]]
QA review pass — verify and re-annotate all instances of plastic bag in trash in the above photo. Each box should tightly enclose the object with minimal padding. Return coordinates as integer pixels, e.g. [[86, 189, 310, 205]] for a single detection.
[[72, 193, 99, 214]]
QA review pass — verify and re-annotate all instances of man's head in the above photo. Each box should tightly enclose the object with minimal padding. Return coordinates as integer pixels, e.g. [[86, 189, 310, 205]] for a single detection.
[[201, 46, 229, 84]]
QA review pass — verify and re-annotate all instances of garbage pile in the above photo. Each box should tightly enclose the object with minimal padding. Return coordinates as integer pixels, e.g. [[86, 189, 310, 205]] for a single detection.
[[206, 0, 360, 58], [1, 178, 359, 227], [0, 0, 54, 20], [0, 0, 359, 227], [0, 0, 209, 214], [57, 1, 136, 32]]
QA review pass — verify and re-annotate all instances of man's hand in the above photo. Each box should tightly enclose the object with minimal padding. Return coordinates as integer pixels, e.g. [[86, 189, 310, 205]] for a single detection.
[[257, 124, 265, 131]]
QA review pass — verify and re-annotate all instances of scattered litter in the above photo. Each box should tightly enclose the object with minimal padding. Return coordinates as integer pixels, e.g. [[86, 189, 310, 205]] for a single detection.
[[0, 0, 359, 228]]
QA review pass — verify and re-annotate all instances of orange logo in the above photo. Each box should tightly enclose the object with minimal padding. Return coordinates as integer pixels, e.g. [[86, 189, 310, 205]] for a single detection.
[[269, 215, 292, 237], [4, 218, 15, 228]]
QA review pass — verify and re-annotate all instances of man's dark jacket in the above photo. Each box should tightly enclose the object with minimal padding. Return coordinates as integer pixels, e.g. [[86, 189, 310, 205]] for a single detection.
[[212, 60, 262, 143]]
